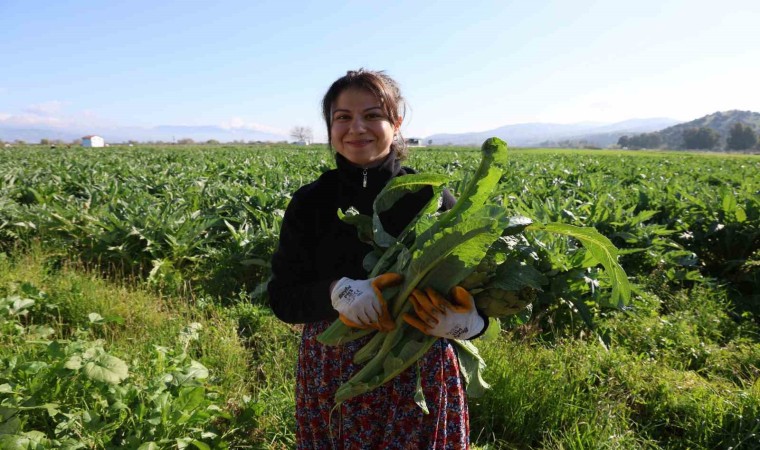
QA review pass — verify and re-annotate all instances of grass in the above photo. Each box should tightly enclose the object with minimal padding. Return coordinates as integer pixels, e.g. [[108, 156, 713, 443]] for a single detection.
[[468, 285, 760, 449], [2, 247, 759, 448], [0, 246, 300, 448]]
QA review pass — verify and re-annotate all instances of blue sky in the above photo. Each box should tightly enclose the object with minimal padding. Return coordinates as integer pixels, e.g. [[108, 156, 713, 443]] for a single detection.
[[2, 0, 759, 141]]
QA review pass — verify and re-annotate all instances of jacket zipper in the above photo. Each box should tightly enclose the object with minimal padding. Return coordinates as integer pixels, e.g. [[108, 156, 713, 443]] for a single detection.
[[362, 169, 368, 188]]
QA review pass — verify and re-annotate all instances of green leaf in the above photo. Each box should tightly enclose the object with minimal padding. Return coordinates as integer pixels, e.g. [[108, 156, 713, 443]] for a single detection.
[[173, 386, 205, 414], [352, 332, 386, 364], [735, 206, 747, 222], [368, 243, 409, 277], [437, 137, 508, 228], [396, 206, 512, 313], [137, 443, 161, 450], [20, 361, 47, 375], [382, 355, 405, 377], [529, 222, 631, 308], [0, 430, 51, 449], [512, 304, 534, 325], [373, 174, 450, 216], [317, 321, 373, 346], [722, 192, 736, 214], [413, 363, 429, 414], [43, 403, 60, 417], [0, 416, 21, 435], [568, 298, 595, 330], [362, 250, 382, 272], [663, 250, 699, 267], [179, 322, 203, 347], [83, 353, 129, 384], [190, 440, 211, 450], [373, 173, 449, 246], [9, 297, 34, 316], [105, 314, 125, 325], [88, 312, 104, 324], [481, 318, 501, 341], [338, 207, 374, 244], [334, 380, 373, 404], [488, 260, 547, 291], [452, 340, 490, 398], [26, 325, 55, 340], [174, 360, 209, 385]]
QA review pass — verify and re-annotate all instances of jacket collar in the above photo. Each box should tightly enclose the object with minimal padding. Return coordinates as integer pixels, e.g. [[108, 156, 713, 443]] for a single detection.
[[335, 149, 402, 191]]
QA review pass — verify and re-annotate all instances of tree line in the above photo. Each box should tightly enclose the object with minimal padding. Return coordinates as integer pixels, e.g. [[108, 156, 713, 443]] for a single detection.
[[618, 122, 758, 151]]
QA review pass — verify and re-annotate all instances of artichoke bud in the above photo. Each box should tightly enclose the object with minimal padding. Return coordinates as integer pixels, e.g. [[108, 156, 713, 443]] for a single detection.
[[475, 287, 537, 318], [460, 257, 498, 289]]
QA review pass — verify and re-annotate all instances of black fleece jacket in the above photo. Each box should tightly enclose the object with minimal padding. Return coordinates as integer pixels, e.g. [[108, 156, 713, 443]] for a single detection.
[[268, 150, 466, 326]]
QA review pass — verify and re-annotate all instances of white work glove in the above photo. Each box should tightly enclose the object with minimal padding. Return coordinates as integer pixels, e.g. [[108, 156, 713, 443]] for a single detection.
[[403, 286, 485, 340], [330, 273, 403, 331]]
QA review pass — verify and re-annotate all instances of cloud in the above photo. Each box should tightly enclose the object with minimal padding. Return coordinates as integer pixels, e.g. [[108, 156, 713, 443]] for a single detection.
[[0, 104, 115, 130], [0, 101, 72, 127], [0, 112, 68, 127], [219, 117, 287, 135], [24, 101, 65, 116]]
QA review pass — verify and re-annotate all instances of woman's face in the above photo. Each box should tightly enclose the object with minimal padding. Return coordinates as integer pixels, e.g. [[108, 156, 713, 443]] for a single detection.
[[330, 88, 399, 168]]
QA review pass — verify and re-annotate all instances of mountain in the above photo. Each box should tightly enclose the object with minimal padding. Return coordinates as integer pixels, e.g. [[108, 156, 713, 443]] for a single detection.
[[0, 124, 289, 144], [424, 118, 681, 147], [121, 125, 288, 143], [0, 127, 84, 143], [654, 110, 760, 149]]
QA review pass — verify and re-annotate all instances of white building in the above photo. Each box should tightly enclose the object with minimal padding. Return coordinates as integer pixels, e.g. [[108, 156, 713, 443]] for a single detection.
[[406, 138, 426, 147], [82, 135, 105, 148]]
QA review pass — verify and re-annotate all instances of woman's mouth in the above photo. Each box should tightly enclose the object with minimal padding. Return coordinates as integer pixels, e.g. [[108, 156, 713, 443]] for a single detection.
[[346, 139, 372, 147]]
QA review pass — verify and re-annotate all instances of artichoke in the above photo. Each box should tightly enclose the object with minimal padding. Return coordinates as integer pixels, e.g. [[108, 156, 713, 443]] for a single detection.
[[475, 287, 537, 318]]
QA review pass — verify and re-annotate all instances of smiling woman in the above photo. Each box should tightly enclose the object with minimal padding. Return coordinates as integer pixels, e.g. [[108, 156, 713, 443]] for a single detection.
[[329, 88, 399, 168], [267, 69, 481, 449], [322, 69, 409, 164]]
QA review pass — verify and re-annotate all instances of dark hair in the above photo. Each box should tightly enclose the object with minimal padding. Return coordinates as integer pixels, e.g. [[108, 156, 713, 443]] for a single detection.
[[321, 69, 408, 159]]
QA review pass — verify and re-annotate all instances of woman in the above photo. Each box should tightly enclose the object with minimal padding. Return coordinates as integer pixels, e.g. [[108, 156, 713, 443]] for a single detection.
[[268, 69, 488, 449]]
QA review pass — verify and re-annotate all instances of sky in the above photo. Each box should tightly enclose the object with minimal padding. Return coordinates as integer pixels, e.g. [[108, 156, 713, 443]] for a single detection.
[[1, 0, 759, 141]]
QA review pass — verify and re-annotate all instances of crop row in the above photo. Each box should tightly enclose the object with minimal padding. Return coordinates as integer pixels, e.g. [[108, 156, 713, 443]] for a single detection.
[[1, 145, 758, 314]]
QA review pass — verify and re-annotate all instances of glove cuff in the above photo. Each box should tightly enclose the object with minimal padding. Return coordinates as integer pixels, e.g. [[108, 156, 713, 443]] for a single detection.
[[465, 314, 489, 340], [330, 277, 359, 310], [461, 314, 485, 340], [330, 277, 352, 296]]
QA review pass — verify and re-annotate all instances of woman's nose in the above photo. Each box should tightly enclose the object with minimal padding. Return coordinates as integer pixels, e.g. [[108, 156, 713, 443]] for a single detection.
[[349, 117, 366, 132]]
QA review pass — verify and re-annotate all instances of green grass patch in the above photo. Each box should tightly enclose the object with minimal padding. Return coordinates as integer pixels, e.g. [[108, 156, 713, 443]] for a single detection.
[[2, 249, 759, 448], [0, 247, 299, 448], [469, 282, 760, 449]]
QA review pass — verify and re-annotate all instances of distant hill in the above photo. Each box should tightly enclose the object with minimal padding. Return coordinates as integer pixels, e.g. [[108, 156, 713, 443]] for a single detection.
[[133, 125, 288, 143], [651, 110, 760, 149], [0, 127, 83, 143], [425, 118, 681, 147]]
